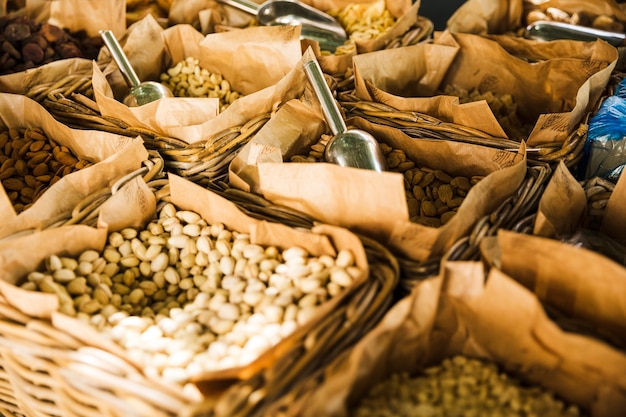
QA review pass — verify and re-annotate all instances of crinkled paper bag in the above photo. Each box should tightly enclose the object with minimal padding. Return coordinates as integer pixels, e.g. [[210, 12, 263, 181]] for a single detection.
[[447, 0, 626, 35], [0, 58, 93, 94], [0, 93, 149, 239], [446, 0, 523, 34], [229, 98, 326, 193], [24, 0, 125, 38], [0, 172, 369, 395], [434, 30, 617, 145], [480, 229, 626, 350], [316, 0, 422, 78], [601, 165, 626, 243], [440, 262, 626, 417], [533, 161, 587, 238], [255, 113, 526, 255], [95, 19, 304, 143], [351, 39, 509, 138], [294, 259, 626, 417], [309, 0, 419, 53], [355, 118, 526, 262]]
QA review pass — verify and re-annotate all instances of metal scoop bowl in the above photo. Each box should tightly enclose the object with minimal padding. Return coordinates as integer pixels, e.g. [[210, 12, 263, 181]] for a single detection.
[[304, 58, 386, 172], [218, 0, 348, 53], [99, 30, 174, 107]]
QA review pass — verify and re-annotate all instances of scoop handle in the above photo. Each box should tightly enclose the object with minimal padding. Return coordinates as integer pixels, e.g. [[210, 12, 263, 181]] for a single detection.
[[99, 30, 142, 89], [304, 58, 347, 135], [216, 0, 260, 16]]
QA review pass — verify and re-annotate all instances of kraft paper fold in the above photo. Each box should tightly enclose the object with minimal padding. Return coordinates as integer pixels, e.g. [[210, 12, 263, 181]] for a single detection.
[[0, 93, 149, 239], [480, 229, 626, 349]]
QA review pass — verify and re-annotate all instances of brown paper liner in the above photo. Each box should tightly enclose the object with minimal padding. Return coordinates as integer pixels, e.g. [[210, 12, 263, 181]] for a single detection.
[[295, 260, 626, 417], [533, 161, 587, 238], [20, 0, 125, 38], [95, 18, 308, 144], [481, 229, 626, 349], [433, 30, 617, 145], [0, 172, 369, 398], [0, 93, 149, 239]]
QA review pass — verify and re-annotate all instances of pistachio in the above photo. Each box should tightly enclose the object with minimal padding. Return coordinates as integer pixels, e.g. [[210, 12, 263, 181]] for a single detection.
[[21, 201, 360, 387]]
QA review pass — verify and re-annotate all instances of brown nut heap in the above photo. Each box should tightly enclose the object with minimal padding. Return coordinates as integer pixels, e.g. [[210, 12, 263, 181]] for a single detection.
[[290, 138, 481, 228], [380, 143, 483, 228], [0, 15, 103, 75], [0, 127, 93, 213]]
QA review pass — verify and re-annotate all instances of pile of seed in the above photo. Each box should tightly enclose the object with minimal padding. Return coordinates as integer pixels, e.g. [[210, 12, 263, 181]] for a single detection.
[[380, 143, 481, 227], [0, 127, 93, 213], [351, 355, 583, 417], [160, 57, 243, 112], [21, 202, 360, 385], [0, 15, 103, 75]]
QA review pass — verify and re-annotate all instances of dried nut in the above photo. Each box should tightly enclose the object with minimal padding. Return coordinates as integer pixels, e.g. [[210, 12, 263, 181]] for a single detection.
[[0, 127, 92, 213], [327, 0, 397, 55], [160, 57, 244, 112], [20, 202, 361, 386], [442, 83, 530, 141], [351, 355, 582, 417], [0, 16, 102, 75]]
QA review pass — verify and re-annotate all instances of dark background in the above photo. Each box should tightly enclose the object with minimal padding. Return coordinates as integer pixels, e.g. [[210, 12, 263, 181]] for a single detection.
[[418, 0, 467, 30]]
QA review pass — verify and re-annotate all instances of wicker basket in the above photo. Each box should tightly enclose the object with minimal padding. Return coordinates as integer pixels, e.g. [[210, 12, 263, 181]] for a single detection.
[[184, 231, 400, 417], [331, 15, 435, 93], [339, 98, 591, 169], [0, 173, 401, 417], [23, 79, 272, 185]]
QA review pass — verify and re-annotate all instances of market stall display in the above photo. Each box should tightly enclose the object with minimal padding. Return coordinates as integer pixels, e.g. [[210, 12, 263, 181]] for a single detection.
[[0, 0, 624, 416]]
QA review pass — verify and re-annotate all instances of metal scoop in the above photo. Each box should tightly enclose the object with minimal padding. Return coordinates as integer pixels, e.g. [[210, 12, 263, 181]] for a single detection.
[[217, 0, 348, 52], [304, 58, 386, 172], [524, 21, 626, 46], [99, 30, 174, 107]]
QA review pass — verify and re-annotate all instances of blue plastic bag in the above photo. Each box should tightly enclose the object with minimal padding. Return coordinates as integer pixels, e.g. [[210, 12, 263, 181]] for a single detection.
[[584, 78, 626, 182]]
